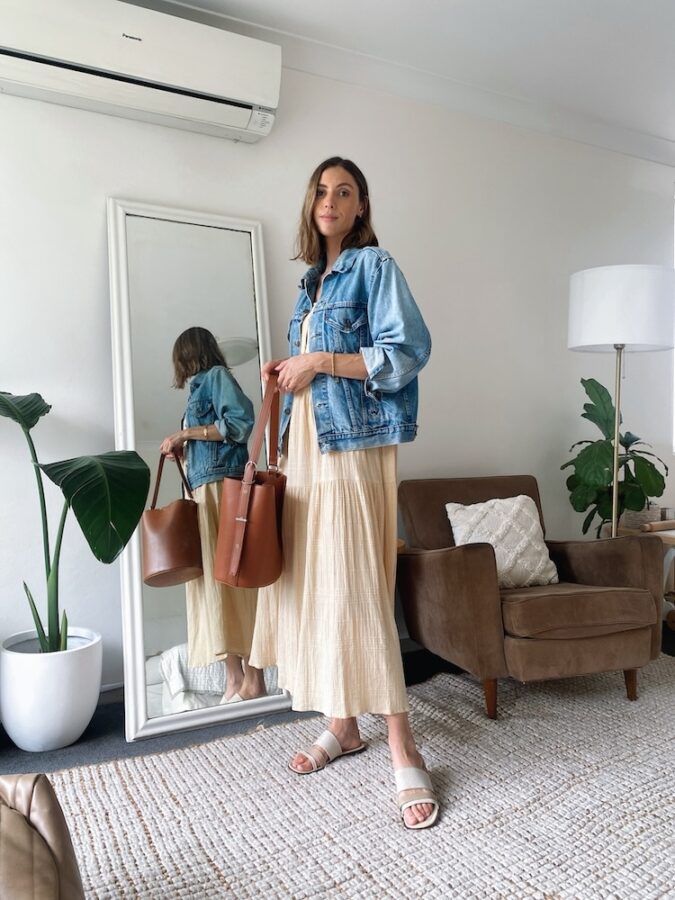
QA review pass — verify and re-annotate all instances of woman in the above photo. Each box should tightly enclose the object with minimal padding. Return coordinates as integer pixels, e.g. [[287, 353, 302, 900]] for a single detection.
[[160, 326, 266, 702], [246, 158, 437, 829]]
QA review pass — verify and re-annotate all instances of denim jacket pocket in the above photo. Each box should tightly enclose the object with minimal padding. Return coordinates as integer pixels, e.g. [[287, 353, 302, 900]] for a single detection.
[[186, 397, 211, 421], [325, 306, 369, 353]]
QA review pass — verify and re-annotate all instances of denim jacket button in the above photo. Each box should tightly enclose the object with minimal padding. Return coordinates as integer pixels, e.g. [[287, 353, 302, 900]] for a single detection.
[[294, 341, 300, 347], [284, 406, 291, 414]]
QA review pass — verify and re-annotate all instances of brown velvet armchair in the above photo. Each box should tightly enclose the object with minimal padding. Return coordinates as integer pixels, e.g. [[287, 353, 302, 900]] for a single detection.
[[397, 475, 663, 719]]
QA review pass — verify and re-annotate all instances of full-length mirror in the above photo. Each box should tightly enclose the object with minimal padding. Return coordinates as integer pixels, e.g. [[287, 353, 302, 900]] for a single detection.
[[108, 199, 290, 740]]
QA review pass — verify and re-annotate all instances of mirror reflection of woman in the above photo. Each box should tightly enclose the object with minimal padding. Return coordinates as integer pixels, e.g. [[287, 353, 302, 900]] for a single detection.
[[247, 158, 438, 829], [160, 326, 266, 702]]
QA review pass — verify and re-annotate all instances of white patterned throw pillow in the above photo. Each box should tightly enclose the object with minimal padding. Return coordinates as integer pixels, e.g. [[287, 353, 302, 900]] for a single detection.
[[445, 495, 559, 589]]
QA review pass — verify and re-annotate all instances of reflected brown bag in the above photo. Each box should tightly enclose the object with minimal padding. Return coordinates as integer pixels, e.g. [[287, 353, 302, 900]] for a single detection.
[[214, 373, 286, 588], [141, 455, 203, 587]]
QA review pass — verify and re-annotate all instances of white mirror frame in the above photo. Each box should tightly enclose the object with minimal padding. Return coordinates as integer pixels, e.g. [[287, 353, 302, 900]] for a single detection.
[[107, 198, 291, 741]]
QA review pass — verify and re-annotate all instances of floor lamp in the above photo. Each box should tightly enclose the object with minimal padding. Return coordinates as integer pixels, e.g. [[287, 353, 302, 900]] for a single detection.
[[568, 264, 675, 537]]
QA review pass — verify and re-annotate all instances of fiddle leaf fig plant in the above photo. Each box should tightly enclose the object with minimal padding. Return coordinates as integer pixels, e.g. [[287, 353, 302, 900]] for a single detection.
[[0, 391, 150, 652], [561, 378, 668, 537]]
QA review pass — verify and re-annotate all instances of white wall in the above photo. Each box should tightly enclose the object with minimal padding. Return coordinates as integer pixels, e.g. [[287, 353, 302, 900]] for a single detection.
[[1, 67, 673, 687]]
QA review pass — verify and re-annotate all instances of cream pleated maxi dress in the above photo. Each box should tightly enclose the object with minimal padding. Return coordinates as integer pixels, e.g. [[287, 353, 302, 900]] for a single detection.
[[249, 311, 409, 718], [186, 479, 258, 668]]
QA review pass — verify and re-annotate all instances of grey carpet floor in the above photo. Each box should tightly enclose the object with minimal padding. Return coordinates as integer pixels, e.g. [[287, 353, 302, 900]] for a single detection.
[[50, 658, 675, 899], [0, 646, 455, 774], [0, 702, 317, 774], [3, 635, 672, 775]]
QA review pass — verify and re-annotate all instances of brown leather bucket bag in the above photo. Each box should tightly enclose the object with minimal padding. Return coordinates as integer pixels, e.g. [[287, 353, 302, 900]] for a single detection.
[[141, 454, 203, 587], [214, 373, 286, 588]]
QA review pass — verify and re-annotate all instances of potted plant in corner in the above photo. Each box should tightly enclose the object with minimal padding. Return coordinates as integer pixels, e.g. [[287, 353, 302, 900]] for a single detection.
[[561, 378, 668, 537], [0, 391, 150, 752]]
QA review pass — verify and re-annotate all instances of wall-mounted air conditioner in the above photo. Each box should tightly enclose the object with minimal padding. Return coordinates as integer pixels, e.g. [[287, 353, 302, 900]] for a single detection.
[[0, 0, 281, 142]]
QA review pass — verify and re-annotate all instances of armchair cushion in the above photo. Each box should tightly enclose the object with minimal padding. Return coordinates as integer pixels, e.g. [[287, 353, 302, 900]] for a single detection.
[[446, 495, 558, 589], [501, 582, 657, 639]]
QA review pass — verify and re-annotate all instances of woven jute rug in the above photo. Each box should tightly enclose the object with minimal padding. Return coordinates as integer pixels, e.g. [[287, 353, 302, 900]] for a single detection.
[[51, 657, 675, 899]]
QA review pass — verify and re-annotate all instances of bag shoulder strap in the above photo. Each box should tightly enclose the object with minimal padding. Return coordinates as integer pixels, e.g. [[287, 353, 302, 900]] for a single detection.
[[247, 372, 281, 477], [150, 454, 194, 509]]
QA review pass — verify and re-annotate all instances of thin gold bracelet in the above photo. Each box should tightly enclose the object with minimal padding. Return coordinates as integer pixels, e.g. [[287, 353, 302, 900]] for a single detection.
[[331, 352, 335, 378]]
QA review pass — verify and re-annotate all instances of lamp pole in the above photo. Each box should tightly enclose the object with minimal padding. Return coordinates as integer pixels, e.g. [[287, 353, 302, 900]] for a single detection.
[[611, 343, 624, 538]]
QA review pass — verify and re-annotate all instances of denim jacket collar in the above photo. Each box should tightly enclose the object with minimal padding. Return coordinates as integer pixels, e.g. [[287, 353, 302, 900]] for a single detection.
[[331, 248, 360, 273], [298, 247, 361, 291]]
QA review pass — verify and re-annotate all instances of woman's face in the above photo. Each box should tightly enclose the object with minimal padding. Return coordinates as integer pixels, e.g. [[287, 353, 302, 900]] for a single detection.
[[313, 166, 363, 246]]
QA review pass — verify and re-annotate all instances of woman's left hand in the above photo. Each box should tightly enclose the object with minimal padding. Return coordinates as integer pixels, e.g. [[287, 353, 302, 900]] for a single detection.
[[160, 431, 186, 459], [275, 354, 321, 393]]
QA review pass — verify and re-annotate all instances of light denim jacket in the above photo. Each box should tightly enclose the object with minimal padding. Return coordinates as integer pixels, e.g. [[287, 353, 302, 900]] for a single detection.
[[279, 246, 431, 454], [183, 366, 254, 489]]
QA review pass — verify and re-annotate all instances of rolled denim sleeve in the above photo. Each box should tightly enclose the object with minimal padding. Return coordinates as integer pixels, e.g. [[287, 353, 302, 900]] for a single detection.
[[210, 368, 255, 444], [360, 256, 431, 397]]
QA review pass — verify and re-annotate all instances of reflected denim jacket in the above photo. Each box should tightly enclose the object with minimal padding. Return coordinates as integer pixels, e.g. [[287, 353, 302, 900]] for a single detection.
[[278, 247, 431, 454], [184, 366, 254, 489]]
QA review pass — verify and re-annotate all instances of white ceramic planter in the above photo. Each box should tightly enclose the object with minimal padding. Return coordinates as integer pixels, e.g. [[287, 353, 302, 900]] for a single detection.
[[0, 627, 102, 752]]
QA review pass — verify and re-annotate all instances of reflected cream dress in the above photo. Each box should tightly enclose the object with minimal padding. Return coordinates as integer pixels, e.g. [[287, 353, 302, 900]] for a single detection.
[[249, 310, 409, 718], [186, 473, 258, 668]]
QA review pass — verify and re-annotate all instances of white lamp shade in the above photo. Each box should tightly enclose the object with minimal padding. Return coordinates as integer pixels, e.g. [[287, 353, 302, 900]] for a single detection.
[[568, 264, 675, 352], [217, 336, 259, 367]]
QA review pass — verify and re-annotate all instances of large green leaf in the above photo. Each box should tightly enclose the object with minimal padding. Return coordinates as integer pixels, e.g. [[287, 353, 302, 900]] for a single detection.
[[561, 444, 592, 470], [570, 483, 599, 512], [630, 447, 669, 477], [566, 473, 579, 492], [596, 488, 614, 522], [622, 481, 647, 511], [573, 440, 614, 487], [632, 455, 666, 498], [41, 451, 150, 563], [580, 378, 617, 439], [0, 391, 51, 431]]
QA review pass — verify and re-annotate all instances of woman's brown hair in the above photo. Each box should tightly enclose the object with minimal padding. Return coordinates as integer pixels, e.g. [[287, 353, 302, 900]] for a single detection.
[[294, 157, 379, 266], [172, 326, 228, 389]]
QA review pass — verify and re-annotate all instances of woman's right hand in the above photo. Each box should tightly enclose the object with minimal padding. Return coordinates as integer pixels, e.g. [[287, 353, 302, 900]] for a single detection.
[[262, 358, 287, 385], [159, 431, 185, 460]]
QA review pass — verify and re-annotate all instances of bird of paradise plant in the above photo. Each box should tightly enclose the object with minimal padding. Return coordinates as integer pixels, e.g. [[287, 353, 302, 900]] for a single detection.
[[0, 391, 150, 651]]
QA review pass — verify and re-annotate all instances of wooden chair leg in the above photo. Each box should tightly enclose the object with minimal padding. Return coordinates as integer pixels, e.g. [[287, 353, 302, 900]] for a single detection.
[[482, 678, 497, 719], [624, 668, 638, 701]]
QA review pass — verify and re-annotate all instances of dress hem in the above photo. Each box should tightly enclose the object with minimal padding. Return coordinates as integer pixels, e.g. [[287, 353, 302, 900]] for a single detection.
[[249, 655, 410, 718], [288, 699, 411, 718]]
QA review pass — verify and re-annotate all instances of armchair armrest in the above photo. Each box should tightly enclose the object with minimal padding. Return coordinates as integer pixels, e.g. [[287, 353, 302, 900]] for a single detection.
[[547, 535, 663, 658], [546, 535, 662, 595], [397, 543, 508, 679]]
